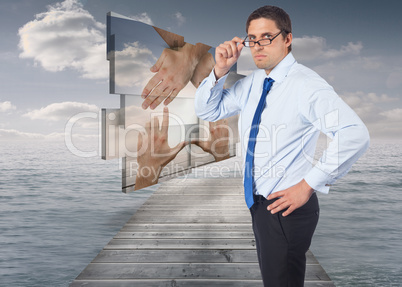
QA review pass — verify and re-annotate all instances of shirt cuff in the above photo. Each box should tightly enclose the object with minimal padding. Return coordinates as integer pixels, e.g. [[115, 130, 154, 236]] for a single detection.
[[204, 69, 229, 104], [304, 166, 332, 194]]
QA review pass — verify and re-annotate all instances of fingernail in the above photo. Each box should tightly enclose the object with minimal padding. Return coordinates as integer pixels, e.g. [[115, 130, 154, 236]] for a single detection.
[[142, 103, 148, 109], [150, 104, 155, 110]]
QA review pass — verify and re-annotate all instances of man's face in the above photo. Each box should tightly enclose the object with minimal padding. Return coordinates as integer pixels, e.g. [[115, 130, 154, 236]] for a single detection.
[[247, 18, 292, 75]]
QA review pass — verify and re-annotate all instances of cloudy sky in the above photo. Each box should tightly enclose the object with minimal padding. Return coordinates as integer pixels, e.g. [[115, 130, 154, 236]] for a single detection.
[[0, 0, 401, 142]]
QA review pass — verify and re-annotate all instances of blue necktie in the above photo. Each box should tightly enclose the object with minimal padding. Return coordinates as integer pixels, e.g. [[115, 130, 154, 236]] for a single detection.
[[244, 77, 274, 208]]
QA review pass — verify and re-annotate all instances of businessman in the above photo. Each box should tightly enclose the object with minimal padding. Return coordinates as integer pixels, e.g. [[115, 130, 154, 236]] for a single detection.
[[195, 5, 369, 287]]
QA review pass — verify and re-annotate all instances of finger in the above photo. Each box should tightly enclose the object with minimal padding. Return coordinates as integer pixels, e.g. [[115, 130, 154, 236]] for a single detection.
[[171, 141, 186, 157], [232, 37, 244, 57], [192, 140, 208, 151], [198, 141, 209, 151], [236, 42, 244, 56], [161, 107, 169, 134], [150, 50, 166, 73], [270, 201, 290, 215], [282, 206, 295, 217], [209, 121, 217, 137], [267, 197, 286, 211], [143, 81, 167, 110], [141, 73, 163, 100], [153, 115, 160, 131], [216, 44, 229, 59], [145, 120, 151, 134], [227, 41, 239, 58], [224, 42, 235, 58], [267, 190, 285, 200], [149, 87, 171, 110], [232, 36, 244, 44], [163, 89, 180, 106]]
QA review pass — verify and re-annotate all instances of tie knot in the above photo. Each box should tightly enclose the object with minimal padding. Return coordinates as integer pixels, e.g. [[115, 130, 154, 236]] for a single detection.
[[263, 77, 274, 91]]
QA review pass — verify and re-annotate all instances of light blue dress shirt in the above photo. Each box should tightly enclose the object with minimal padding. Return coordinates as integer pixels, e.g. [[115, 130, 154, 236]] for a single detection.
[[194, 53, 370, 198]]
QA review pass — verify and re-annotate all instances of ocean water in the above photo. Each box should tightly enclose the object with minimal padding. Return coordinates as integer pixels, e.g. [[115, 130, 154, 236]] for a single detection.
[[312, 140, 402, 286], [0, 139, 401, 286], [0, 140, 158, 287]]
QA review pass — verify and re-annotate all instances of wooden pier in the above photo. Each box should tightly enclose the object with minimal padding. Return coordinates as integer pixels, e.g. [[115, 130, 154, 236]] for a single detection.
[[70, 158, 335, 286]]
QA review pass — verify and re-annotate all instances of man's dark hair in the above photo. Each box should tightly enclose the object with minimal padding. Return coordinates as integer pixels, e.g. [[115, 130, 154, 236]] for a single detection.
[[246, 5, 292, 52]]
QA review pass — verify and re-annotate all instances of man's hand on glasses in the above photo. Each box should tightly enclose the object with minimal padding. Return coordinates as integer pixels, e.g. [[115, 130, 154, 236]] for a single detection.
[[214, 37, 244, 80]]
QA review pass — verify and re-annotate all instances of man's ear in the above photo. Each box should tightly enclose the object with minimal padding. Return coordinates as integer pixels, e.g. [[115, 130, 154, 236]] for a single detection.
[[285, 32, 292, 48]]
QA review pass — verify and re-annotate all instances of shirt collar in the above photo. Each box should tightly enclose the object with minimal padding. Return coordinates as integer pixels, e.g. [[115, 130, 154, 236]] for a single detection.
[[265, 52, 296, 84]]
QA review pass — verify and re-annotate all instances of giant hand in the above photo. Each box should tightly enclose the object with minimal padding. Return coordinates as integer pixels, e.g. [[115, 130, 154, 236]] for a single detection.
[[191, 52, 215, 88], [135, 107, 187, 190], [141, 44, 196, 110], [141, 42, 212, 110], [192, 119, 230, 162]]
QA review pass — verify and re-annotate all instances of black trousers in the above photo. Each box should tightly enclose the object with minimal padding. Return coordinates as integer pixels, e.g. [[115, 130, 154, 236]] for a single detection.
[[250, 193, 319, 287]]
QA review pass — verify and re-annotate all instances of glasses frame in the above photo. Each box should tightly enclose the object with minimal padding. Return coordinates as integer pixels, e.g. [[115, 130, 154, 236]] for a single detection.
[[242, 30, 284, 48]]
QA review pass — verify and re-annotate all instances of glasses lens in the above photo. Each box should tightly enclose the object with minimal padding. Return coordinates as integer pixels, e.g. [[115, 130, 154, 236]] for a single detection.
[[244, 41, 253, 47], [259, 39, 271, 46]]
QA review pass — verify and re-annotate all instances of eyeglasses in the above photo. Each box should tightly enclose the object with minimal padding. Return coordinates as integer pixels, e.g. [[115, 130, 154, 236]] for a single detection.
[[243, 30, 284, 47]]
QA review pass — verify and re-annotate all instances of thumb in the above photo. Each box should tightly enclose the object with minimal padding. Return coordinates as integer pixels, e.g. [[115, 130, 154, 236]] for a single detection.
[[150, 50, 166, 72], [194, 140, 209, 151], [169, 141, 186, 159], [236, 43, 244, 58]]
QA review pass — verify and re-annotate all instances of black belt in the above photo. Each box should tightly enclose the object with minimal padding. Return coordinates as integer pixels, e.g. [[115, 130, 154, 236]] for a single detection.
[[253, 194, 267, 204]]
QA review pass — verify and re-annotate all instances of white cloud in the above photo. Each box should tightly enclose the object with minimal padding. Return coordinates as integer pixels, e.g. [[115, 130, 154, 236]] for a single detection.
[[0, 128, 98, 142], [0, 101, 16, 112], [114, 42, 157, 88], [386, 69, 402, 89], [23, 101, 99, 121], [340, 91, 402, 139], [380, 108, 402, 122], [131, 12, 154, 25], [18, 0, 107, 79], [341, 91, 397, 122], [0, 129, 64, 141], [292, 36, 362, 62], [174, 12, 185, 26]]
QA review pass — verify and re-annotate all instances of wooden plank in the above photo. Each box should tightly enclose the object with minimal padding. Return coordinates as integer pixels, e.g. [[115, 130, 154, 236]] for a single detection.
[[155, 187, 244, 195], [114, 231, 254, 239], [120, 223, 253, 232], [164, 179, 243, 186], [142, 199, 245, 205], [71, 280, 335, 287], [70, 279, 264, 287], [127, 216, 252, 224], [144, 194, 245, 200], [93, 249, 318, 264], [74, 262, 258, 279], [105, 238, 256, 250], [131, 210, 250, 217], [93, 249, 258, 263], [75, 263, 330, 281]]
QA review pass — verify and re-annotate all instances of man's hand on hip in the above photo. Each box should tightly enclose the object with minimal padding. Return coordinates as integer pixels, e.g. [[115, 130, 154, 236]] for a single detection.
[[214, 37, 244, 79], [267, 179, 314, 217]]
